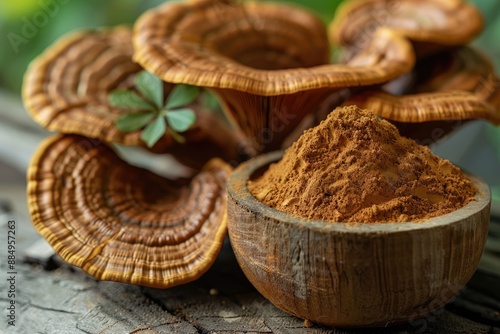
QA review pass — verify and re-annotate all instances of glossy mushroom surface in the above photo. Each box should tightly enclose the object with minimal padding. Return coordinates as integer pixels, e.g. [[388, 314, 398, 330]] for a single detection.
[[330, 0, 483, 58], [227, 151, 491, 327], [27, 134, 231, 288], [133, 0, 414, 153], [22, 27, 242, 165]]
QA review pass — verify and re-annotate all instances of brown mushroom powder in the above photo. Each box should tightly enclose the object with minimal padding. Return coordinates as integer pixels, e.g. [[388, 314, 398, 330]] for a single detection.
[[248, 106, 477, 223]]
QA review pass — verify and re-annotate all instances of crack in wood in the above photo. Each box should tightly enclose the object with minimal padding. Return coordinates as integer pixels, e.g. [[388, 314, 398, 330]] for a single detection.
[[26, 301, 79, 314], [0, 297, 78, 314], [128, 327, 154, 333], [142, 290, 210, 334], [2, 186, 499, 334], [77, 326, 93, 334]]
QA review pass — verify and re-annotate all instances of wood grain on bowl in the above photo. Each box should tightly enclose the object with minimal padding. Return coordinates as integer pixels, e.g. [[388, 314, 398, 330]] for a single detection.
[[227, 151, 491, 327]]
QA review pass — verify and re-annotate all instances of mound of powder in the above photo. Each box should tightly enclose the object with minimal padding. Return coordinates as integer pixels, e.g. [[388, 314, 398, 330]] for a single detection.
[[248, 106, 477, 223]]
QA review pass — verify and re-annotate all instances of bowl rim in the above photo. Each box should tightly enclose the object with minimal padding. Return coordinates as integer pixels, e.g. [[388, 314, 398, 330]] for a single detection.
[[227, 151, 491, 234]]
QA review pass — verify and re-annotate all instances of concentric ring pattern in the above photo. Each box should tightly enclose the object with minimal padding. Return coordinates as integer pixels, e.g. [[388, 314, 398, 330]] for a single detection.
[[27, 134, 231, 288]]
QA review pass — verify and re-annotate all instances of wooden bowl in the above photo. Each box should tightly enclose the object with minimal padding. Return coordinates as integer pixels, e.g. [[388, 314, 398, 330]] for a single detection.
[[227, 151, 491, 327]]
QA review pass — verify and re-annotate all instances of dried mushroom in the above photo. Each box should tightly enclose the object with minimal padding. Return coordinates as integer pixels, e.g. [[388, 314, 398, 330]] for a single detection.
[[133, 0, 414, 153], [21, 0, 500, 323], [27, 134, 231, 288], [330, 0, 483, 57], [22, 26, 242, 166], [343, 47, 500, 142], [409, 47, 500, 109], [348, 91, 498, 124]]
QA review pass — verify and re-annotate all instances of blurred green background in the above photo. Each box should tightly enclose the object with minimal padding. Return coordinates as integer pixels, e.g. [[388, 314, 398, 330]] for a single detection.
[[1, 0, 499, 93], [0, 0, 500, 204]]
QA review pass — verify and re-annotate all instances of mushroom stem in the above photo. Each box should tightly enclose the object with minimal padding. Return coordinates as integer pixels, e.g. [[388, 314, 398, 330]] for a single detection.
[[214, 87, 334, 155], [133, 1, 414, 154], [168, 103, 248, 166]]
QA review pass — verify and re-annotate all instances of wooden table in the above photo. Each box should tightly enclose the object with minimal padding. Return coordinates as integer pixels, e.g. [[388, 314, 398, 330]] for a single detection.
[[1, 162, 499, 334]]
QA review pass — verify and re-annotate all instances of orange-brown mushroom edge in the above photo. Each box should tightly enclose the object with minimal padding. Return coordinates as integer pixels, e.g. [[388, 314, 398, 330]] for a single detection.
[[22, 26, 243, 166], [342, 47, 500, 144], [330, 0, 484, 58], [27, 134, 231, 288], [133, 0, 414, 154], [408, 47, 500, 111]]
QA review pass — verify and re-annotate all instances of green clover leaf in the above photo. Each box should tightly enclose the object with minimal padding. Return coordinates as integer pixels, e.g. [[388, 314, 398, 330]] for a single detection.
[[165, 108, 196, 132], [115, 112, 155, 133], [108, 90, 153, 110], [110, 70, 200, 148], [165, 85, 200, 110], [135, 70, 164, 109], [141, 116, 166, 148]]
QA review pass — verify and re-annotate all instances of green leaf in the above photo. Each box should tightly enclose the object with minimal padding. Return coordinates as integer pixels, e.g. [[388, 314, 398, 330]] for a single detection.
[[201, 90, 221, 111], [115, 112, 155, 133], [108, 90, 152, 110], [165, 108, 196, 132], [141, 116, 166, 148], [165, 85, 200, 109], [135, 70, 164, 109]]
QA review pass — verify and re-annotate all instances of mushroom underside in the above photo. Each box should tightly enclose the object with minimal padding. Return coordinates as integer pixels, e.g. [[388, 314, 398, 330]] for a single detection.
[[133, 0, 415, 153]]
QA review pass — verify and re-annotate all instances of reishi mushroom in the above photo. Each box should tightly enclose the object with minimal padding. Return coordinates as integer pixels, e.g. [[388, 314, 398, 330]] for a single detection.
[[133, 0, 415, 154], [330, 0, 484, 58], [343, 47, 500, 143], [21, 0, 500, 319], [22, 26, 243, 167], [27, 134, 231, 288]]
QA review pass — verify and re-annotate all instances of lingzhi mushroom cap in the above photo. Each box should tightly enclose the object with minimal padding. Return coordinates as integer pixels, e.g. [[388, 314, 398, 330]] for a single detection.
[[22, 26, 242, 165], [27, 134, 231, 288], [133, 0, 414, 153], [330, 0, 484, 57], [344, 47, 500, 124], [133, 0, 413, 95], [23, 27, 156, 147]]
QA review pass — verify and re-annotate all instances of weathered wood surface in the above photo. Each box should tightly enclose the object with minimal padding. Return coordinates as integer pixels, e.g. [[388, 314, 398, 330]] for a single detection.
[[1, 165, 500, 333], [2, 73, 500, 333]]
